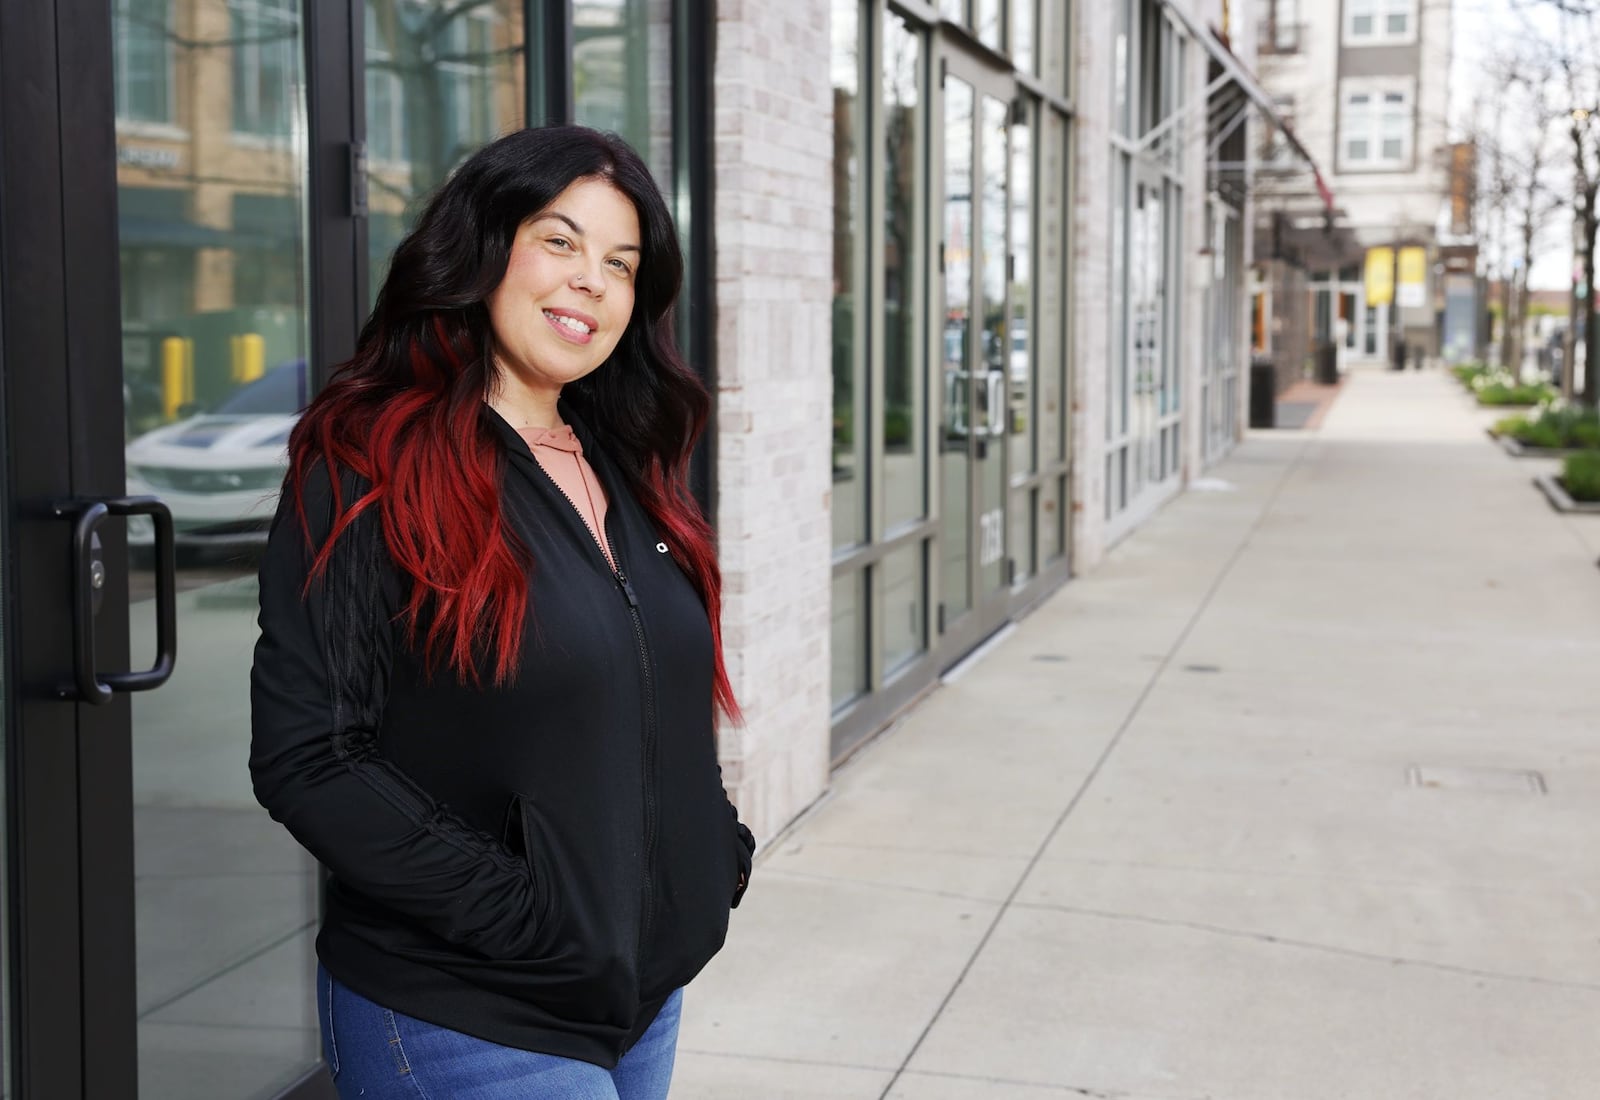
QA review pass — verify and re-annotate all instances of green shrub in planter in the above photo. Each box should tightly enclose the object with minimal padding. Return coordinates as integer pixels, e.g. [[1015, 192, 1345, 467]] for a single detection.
[[1564, 451, 1600, 501], [1526, 404, 1600, 448], [1492, 414, 1532, 438], [1476, 380, 1557, 407], [1519, 419, 1565, 449], [1452, 362, 1490, 386]]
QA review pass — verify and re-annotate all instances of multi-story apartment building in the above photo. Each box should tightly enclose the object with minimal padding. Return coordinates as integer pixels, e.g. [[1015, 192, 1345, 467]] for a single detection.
[[1252, 0, 1455, 384], [0, 1, 1321, 1095]]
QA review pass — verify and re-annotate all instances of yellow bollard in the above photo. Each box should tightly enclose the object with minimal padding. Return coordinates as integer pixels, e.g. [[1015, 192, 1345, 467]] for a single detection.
[[161, 336, 194, 421], [234, 332, 265, 384]]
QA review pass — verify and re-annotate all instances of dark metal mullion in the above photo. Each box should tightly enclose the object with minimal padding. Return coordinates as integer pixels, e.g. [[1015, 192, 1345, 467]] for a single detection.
[[832, 516, 939, 576], [56, 0, 140, 1092], [862, 1, 881, 692], [306, 1, 367, 394], [0, 0, 86, 1092], [538, 0, 574, 124], [676, 0, 717, 520]]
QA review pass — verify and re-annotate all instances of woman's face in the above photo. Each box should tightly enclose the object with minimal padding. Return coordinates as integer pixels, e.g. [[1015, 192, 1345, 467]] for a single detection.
[[486, 176, 641, 396]]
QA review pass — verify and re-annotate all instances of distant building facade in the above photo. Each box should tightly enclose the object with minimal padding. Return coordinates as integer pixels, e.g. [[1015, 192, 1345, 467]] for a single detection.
[[1253, 0, 1456, 383]]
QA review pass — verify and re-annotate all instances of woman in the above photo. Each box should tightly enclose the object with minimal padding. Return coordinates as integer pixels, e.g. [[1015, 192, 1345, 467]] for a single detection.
[[249, 126, 754, 1100]]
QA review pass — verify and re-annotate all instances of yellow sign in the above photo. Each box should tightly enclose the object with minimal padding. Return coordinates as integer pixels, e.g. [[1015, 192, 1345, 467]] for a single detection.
[[1397, 246, 1427, 308], [1364, 247, 1394, 307]]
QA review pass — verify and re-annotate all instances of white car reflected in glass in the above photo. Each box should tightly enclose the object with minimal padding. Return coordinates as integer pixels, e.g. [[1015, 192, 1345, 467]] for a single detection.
[[126, 362, 305, 560]]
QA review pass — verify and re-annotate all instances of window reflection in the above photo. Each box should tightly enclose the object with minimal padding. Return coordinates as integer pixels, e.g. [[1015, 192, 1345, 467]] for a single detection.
[[1012, 0, 1035, 73], [573, 0, 674, 189], [882, 543, 926, 675], [976, 0, 1002, 49], [939, 77, 974, 619], [364, 0, 526, 297], [831, 0, 864, 549], [831, 572, 867, 710], [1008, 99, 1034, 480], [112, 2, 321, 1096], [883, 12, 923, 530]]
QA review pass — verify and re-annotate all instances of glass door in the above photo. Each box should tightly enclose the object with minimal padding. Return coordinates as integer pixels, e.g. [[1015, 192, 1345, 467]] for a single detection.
[[937, 47, 1015, 658], [0, 1, 350, 1096], [116, 2, 326, 1096]]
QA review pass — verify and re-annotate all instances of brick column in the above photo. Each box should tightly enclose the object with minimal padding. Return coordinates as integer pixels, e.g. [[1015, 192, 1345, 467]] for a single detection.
[[711, 0, 834, 841], [1071, 0, 1114, 570]]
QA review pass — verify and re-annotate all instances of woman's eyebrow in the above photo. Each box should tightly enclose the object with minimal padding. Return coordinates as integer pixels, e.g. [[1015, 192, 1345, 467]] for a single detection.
[[534, 211, 640, 253]]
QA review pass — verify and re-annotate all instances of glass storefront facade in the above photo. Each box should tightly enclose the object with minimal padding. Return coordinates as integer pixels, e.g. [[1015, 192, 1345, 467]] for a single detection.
[[1106, 0, 1186, 535], [829, 1, 1073, 756], [104, 2, 693, 1094]]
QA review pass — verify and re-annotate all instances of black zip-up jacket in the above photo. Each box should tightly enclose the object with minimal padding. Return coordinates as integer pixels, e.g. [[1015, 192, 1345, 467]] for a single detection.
[[249, 403, 754, 1069]]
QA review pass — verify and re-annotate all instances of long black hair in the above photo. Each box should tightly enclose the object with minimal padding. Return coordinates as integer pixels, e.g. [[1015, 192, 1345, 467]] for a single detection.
[[288, 126, 735, 716]]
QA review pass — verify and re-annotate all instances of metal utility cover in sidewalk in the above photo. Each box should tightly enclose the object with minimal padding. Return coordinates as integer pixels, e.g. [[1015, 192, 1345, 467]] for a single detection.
[[1406, 764, 1548, 794]]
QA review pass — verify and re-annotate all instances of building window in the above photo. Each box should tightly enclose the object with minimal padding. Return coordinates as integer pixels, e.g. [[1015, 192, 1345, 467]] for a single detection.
[[1344, 0, 1417, 45], [113, 0, 174, 125], [1258, 0, 1300, 52], [1339, 80, 1412, 170], [1108, 0, 1183, 525], [231, 0, 300, 138]]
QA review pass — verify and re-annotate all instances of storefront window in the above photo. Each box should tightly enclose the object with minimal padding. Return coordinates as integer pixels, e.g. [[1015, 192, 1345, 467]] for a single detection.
[[231, 0, 299, 137], [364, 0, 526, 298], [114, 0, 175, 125], [114, 3, 318, 1095], [976, 0, 1002, 49], [882, 542, 927, 674], [1011, 0, 1035, 73], [831, 572, 867, 710], [573, 0, 674, 188], [831, 0, 865, 550], [883, 10, 924, 530], [1008, 98, 1034, 482]]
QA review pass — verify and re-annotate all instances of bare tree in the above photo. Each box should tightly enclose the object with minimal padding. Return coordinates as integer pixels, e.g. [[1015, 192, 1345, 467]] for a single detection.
[[1525, 0, 1600, 404], [1480, 42, 1568, 380]]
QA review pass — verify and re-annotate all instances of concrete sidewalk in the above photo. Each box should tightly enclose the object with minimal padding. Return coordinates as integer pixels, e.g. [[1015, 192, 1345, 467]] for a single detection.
[[673, 368, 1600, 1099]]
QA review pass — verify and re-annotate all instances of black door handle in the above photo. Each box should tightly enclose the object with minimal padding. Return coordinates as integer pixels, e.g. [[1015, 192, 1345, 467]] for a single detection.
[[54, 496, 177, 704]]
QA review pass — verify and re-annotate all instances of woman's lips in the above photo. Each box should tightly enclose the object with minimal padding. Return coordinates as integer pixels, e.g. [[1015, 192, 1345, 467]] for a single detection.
[[543, 308, 595, 345]]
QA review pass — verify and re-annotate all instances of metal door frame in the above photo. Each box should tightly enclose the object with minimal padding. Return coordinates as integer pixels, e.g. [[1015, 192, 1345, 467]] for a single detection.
[[932, 38, 1017, 666]]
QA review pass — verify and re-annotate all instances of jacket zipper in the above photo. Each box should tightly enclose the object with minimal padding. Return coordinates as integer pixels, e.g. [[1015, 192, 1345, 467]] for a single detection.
[[523, 455, 661, 996]]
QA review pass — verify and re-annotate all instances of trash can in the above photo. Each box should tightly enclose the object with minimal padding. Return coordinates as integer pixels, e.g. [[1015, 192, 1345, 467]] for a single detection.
[[1314, 341, 1338, 385], [1249, 359, 1276, 428]]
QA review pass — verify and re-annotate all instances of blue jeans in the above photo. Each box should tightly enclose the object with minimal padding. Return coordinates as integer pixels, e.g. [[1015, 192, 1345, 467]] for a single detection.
[[317, 964, 681, 1099]]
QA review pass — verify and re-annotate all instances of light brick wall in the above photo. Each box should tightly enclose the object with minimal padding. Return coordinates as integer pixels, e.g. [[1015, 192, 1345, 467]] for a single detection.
[[711, 0, 834, 842], [1072, 0, 1231, 568], [1070, 0, 1114, 571], [1179, 0, 1218, 484]]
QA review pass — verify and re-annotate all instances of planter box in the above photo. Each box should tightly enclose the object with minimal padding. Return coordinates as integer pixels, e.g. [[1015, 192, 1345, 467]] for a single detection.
[[1497, 434, 1581, 459], [1534, 473, 1600, 514]]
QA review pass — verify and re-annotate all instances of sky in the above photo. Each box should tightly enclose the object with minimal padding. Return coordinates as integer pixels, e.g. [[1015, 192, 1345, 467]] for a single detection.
[[1452, 0, 1576, 288]]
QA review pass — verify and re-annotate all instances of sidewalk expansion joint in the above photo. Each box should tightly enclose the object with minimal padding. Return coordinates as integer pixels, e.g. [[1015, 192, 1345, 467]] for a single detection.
[[875, 433, 1321, 1100], [1011, 902, 1600, 993], [762, 865, 1006, 906]]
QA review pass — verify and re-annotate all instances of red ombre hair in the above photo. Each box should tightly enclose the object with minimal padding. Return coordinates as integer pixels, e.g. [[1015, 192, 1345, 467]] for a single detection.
[[286, 127, 739, 723]]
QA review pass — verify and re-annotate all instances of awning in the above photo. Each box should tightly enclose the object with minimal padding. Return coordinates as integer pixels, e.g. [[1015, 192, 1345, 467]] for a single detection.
[[1158, 1, 1335, 213]]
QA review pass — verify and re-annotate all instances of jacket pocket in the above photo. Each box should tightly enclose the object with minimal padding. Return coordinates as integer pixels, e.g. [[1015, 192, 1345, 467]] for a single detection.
[[731, 818, 755, 908], [501, 793, 560, 958]]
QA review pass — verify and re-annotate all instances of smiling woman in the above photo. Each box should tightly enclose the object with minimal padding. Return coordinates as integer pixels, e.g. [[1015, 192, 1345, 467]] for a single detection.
[[249, 126, 754, 1100]]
